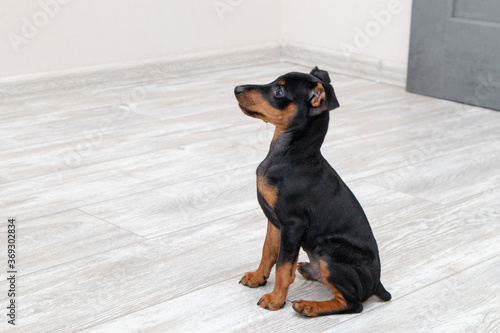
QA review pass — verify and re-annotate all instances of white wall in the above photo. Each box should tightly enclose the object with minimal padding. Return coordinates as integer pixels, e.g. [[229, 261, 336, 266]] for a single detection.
[[0, 0, 412, 79], [0, 0, 282, 78], [283, 0, 412, 66]]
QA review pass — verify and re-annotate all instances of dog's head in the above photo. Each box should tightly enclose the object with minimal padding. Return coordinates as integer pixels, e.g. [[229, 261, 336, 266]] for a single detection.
[[234, 67, 339, 131]]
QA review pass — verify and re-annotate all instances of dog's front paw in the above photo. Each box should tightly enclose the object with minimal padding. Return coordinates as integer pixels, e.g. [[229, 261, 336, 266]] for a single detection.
[[257, 292, 286, 311], [239, 271, 267, 288]]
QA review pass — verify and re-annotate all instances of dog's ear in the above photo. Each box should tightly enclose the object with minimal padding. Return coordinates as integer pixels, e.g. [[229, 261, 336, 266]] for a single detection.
[[310, 66, 331, 84], [309, 83, 328, 117], [308, 80, 340, 117]]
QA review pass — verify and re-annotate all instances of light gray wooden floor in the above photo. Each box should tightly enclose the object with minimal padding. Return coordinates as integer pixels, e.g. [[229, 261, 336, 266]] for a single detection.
[[1, 63, 499, 332]]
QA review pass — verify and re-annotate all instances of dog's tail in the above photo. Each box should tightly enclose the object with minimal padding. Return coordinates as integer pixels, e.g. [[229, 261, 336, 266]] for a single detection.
[[374, 281, 392, 301]]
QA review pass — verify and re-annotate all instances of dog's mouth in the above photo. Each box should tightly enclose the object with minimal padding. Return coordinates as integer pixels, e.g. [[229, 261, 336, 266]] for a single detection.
[[239, 104, 263, 118]]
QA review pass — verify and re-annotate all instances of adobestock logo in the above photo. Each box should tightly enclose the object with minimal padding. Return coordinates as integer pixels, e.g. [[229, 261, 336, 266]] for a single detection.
[[7, 0, 71, 53], [340, 0, 403, 58], [213, 0, 244, 21]]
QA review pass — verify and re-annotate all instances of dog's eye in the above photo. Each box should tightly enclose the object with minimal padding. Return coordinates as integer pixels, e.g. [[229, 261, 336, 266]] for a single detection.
[[274, 86, 285, 98]]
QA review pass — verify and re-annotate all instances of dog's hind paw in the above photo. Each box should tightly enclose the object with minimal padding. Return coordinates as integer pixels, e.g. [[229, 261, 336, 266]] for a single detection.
[[297, 262, 318, 281]]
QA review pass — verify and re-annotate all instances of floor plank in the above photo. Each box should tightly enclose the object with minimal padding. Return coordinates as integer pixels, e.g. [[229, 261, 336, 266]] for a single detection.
[[375, 186, 500, 295], [80, 166, 259, 238], [365, 143, 500, 204], [0, 209, 144, 275], [0, 138, 256, 220], [0, 107, 259, 181]]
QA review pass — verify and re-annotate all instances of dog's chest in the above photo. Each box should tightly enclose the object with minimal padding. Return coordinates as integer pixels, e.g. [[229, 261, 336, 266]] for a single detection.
[[257, 175, 278, 209], [256, 158, 282, 210]]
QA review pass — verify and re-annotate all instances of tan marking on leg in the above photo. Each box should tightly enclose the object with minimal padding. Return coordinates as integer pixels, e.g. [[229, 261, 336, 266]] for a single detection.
[[240, 222, 280, 288], [258, 261, 296, 311], [292, 260, 348, 317], [297, 262, 318, 281]]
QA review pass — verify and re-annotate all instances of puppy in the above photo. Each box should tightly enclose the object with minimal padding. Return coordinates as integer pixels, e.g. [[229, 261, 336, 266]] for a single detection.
[[234, 67, 391, 317]]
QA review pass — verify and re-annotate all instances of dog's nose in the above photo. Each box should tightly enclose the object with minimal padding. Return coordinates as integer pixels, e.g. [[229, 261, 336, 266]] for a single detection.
[[234, 85, 244, 95]]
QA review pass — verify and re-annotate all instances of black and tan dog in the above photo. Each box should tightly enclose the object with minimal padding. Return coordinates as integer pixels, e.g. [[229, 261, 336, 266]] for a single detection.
[[234, 67, 391, 317]]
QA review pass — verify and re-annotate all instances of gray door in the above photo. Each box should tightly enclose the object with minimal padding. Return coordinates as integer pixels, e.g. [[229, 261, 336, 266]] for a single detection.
[[407, 0, 500, 111]]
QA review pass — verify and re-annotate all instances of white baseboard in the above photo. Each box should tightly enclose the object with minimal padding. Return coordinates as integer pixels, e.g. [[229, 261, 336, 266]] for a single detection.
[[0, 41, 407, 99], [0, 42, 281, 100]]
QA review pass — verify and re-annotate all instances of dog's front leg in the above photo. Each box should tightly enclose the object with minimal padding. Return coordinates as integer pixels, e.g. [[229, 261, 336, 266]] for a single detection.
[[240, 221, 280, 287], [258, 221, 306, 310]]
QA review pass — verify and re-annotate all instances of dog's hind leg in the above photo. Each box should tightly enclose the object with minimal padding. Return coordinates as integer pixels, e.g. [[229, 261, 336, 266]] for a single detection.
[[297, 252, 322, 281], [297, 262, 318, 281], [292, 260, 362, 317]]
